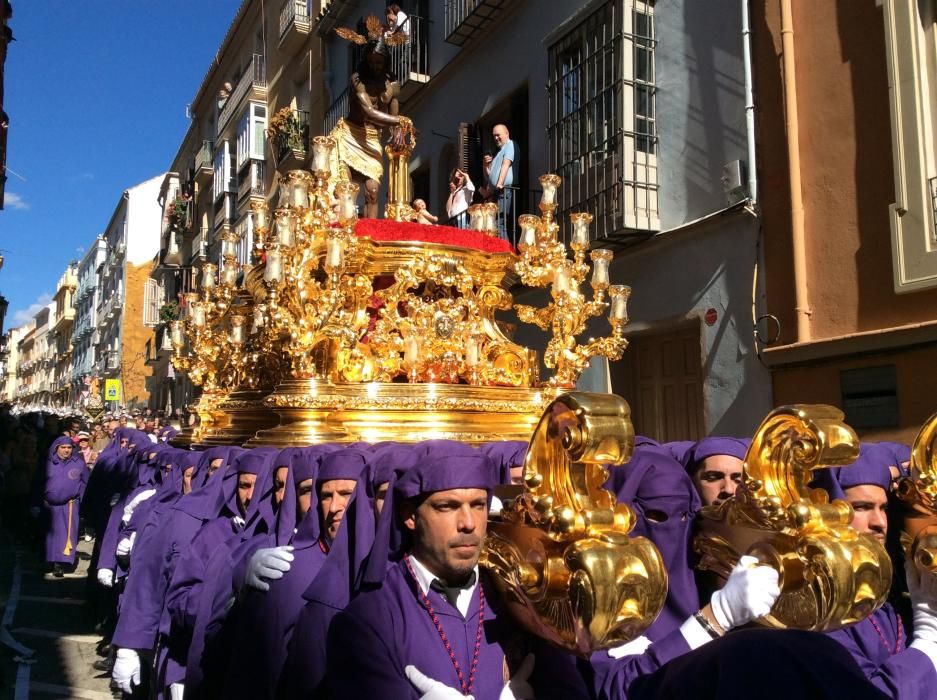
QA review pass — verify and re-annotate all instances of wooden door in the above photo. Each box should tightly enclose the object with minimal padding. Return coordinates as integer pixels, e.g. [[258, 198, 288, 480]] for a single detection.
[[612, 323, 704, 442]]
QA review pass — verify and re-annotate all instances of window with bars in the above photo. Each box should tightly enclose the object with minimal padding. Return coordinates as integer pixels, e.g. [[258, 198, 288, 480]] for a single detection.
[[547, 0, 659, 241]]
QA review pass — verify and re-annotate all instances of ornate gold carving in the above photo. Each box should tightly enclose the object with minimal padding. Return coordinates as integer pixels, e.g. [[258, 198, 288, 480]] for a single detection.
[[481, 392, 666, 656], [695, 404, 892, 631], [896, 412, 937, 581]]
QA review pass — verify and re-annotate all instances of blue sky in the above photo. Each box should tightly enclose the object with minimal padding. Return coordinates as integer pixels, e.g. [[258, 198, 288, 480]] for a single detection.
[[2, 1, 238, 326]]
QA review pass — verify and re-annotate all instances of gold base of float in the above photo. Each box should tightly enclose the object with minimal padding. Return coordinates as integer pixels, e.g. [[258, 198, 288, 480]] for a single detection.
[[246, 380, 549, 446]]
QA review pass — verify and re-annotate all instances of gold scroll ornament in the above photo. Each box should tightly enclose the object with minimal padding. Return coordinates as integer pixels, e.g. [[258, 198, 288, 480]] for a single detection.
[[896, 411, 937, 581], [695, 404, 892, 631], [481, 392, 667, 657]]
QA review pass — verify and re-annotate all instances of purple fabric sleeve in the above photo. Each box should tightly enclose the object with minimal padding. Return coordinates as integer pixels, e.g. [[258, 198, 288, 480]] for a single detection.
[[594, 626, 692, 700]]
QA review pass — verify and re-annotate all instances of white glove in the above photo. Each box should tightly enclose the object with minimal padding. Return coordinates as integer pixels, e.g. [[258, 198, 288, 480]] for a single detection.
[[244, 546, 294, 592], [122, 488, 156, 525], [97, 568, 114, 588], [112, 648, 141, 694], [109, 493, 120, 507], [499, 653, 535, 700], [710, 555, 780, 630], [116, 532, 136, 558], [170, 682, 185, 700], [607, 635, 653, 659], [907, 561, 937, 668], [405, 665, 472, 699]]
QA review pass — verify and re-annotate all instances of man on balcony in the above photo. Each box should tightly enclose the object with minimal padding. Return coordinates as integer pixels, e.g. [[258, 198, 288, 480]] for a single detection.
[[483, 124, 515, 242]]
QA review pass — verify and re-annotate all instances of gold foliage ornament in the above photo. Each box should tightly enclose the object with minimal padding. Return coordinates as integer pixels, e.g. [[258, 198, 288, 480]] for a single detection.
[[896, 411, 937, 583], [482, 392, 667, 656], [695, 404, 892, 631]]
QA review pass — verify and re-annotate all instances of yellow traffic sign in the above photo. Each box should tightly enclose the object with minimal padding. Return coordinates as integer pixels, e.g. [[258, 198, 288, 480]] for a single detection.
[[104, 379, 121, 402]]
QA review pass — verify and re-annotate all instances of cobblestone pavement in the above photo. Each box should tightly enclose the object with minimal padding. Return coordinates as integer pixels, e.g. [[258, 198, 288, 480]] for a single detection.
[[0, 536, 115, 699]]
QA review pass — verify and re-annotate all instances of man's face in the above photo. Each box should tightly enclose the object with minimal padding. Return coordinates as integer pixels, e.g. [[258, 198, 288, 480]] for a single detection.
[[145, 420, 156, 432], [207, 457, 223, 479], [182, 466, 195, 494], [374, 481, 390, 516], [845, 484, 888, 545], [107, 421, 118, 435], [56, 444, 73, 460], [296, 478, 314, 520], [403, 487, 488, 583], [273, 467, 289, 509], [79, 437, 90, 451], [119, 417, 128, 426], [493, 126, 508, 148], [236, 472, 258, 516], [119, 437, 129, 449], [318, 478, 357, 541], [693, 454, 743, 507]]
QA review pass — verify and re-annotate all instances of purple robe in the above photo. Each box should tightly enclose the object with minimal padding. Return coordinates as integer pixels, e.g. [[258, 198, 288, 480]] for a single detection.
[[826, 603, 937, 697], [223, 447, 372, 700], [327, 560, 590, 699], [43, 436, 88, 565]]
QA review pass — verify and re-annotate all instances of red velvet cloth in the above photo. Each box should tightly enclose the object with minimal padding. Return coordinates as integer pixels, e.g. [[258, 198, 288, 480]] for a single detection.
[[353, 218, 515, 254]]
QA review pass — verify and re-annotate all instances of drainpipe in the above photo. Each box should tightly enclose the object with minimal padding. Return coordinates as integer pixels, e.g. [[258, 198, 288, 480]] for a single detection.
[[780, 0, 811, 341], [741, 0, 758, 207]]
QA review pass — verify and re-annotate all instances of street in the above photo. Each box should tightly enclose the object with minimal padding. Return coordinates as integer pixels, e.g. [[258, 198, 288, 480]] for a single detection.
[[0, 537, 113, 699]]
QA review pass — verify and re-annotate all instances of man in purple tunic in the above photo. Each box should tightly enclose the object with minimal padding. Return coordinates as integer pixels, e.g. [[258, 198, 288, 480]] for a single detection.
[[816, 444, 937, 698], [221, 446, 372, 700], [43, 435, 88, 576], [326, 446, 592, 699], [681, 436, 749, 507]]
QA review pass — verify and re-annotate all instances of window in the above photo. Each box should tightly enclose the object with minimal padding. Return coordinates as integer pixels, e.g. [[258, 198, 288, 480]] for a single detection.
[[143, 279, 164, 328], [840, 365, 899, 429], [235, 216, 254, 267], [236, 103, 267, 169], [547, 0, 659, 241], [213, 141, 236, 201], [880, 0, 937, 291]]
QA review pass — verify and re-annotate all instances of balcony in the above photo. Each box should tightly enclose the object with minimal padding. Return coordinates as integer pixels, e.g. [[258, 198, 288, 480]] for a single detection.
[[271, 109, 309, 172], [100, 291, 124, 322], [279, 0, 311, 52], [105, 350, 121, 372], [191, 228, 210, 265], [389, 14, 431, 103], [195, 140, 214, 185], [324, 87, 349, 135], [238, 160, 267, 202], [218, 54, 267, 138], [444, 0, 518, 47]]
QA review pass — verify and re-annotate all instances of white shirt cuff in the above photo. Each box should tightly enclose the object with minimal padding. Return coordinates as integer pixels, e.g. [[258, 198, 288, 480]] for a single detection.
[[680, 615, 714, 651]]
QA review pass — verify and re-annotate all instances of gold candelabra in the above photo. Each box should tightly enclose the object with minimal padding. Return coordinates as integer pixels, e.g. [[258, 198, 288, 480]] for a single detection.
[[514, 174, 629, 388]]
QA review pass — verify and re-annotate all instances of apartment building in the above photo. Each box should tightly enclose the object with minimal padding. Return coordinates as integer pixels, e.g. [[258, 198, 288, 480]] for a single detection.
[[0, 323, 29, 403], [751, 1, 937, 443], [16, 303, 55, 407], [147, 0, 326, 413], [96, 175, 164, 410], [70, 237, 108, 406], [50, 263, 78, 406], [315, 0, 771, 440]]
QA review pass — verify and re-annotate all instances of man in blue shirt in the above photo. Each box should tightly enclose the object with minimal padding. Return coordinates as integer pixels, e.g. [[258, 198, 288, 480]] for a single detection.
[[483, 124, 515, 242]]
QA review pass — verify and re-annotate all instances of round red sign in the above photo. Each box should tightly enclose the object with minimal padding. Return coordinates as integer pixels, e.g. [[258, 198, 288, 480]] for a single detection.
[[704, 308, 718, 326]]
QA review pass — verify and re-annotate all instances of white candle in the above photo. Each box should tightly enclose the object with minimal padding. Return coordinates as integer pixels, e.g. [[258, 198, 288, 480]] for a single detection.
[[404, 335, 419, 365], [609, 285, 631, 320], [220, 264, 238, 287], [483, 203, 499, 232], [539, 174, 561, 206], [201, 264, 216, 290], [571, 213, 592, 246], [264, 250, 284, 284], [335, 181, 360, 223], [170, 321, 185, 347], [191, 304, 207, 328], [590, 249, 612, 287], [326, 237, 344, 269], [252, 305, 265, 333], [230, 316, 247, 345], [221, 235, 238, 259], [517, 215, 540, 250], [465, 338, 478, 367], [275, 211, 295, 247], [311, 136, 334, 173], [553, 264, 570, 294], [291, 179, 309, 208], [251, 203, 268, 231]]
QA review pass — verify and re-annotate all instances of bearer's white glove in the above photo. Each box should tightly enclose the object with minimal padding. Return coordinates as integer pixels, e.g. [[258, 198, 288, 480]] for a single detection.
[[116, 532, 136, 558], [244, 546, 294, 592], [499, 653, 535, 700], [908, 561, 937, 669], [112, 648, 141, 694], [109, 493, 120, 507], [169, 682, 185, 700], [405, 665, 472, 699], [122, 488, 156, 525], [710, 555, 780, 630], [97, 568, 114, 588]]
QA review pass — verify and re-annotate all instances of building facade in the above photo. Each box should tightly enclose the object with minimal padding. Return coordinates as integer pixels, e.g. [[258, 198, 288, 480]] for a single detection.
[[70, 237, 108, 407], [316, 0, 771, 440], [752, 0, 937, 444], [50, 263, 78, 406], [96, 175, 164, 410], [0, 322, 28, 403], [148, 0, 326, 414]]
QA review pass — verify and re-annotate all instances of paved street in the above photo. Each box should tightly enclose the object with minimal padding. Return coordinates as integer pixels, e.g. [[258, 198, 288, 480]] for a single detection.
[[0, 537, 114, 700]]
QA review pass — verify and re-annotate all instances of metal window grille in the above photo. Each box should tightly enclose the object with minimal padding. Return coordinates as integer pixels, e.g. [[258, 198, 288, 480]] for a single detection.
[[547, 0, 659, 243]]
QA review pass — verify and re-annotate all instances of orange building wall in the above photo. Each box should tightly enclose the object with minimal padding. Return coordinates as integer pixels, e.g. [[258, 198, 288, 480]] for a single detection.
[[121, 261, 155, 408], [772, 344, 937, 445], [753, 0, 937, 346]]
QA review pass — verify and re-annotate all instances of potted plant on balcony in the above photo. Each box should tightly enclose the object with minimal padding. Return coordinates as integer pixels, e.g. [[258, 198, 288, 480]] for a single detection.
[[267, 106, 309, 170], [168, 196, 191, 234], [159, 300, 180, 324]]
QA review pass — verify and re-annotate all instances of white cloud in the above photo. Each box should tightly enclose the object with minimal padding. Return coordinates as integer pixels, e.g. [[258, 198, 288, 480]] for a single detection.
[[5, 192, 29, 211], [11, 292, 53, 326]]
